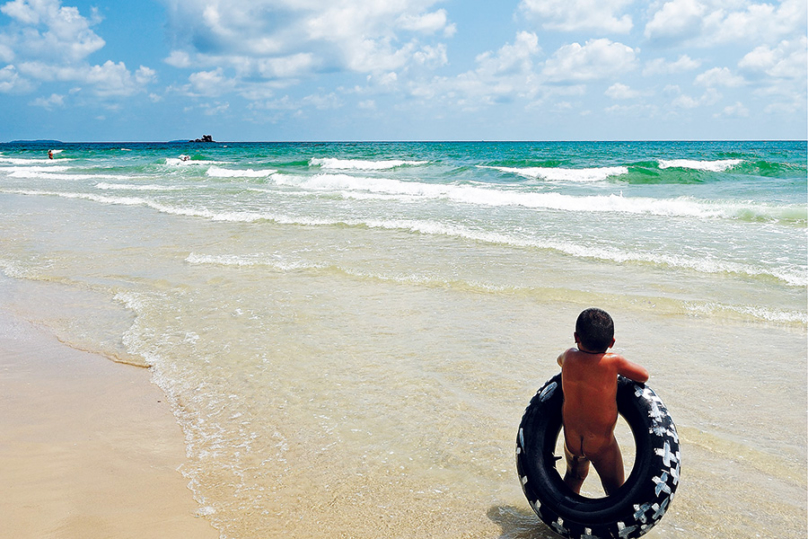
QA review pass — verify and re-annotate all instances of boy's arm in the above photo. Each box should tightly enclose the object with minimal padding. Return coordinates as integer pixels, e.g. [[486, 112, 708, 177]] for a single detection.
[[616, 356, 649, 383], [557, 348, 573, 368]]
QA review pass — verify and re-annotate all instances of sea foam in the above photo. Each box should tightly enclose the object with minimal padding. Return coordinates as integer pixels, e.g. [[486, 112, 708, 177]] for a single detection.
[[478, 165, 628, 182], [95, 183, 185, 191], [310, 158, 428, 170], [206, 166, 276, 178], [268, 172, 791, 222], [658, 159, 743, 172]]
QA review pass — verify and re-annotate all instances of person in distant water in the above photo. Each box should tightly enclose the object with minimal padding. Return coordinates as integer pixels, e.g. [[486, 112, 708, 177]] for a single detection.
[[48, 150, 53, 159], [556, 308, 649, 495]]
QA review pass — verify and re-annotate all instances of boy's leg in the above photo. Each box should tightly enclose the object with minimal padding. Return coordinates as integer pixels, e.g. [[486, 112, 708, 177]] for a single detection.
[[589, 435, 625, 496], [563, 442, 590, 494]]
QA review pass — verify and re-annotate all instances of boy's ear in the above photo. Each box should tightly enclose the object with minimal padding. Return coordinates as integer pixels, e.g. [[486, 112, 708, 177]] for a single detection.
[[573, 332, 580, 344], [608, 338, 616, 349]]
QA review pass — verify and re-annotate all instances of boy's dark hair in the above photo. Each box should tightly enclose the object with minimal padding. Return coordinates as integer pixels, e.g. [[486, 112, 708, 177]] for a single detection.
[[575, 308, 614, 353]]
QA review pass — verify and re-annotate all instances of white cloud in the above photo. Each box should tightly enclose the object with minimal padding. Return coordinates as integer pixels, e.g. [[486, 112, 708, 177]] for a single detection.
[[187, 68, 237, 97], [645, 0, 807, 47], [165, 50, 192, 68], [643, 54, 701, 76], [694, 67, 745, 87], [160, 0, 456, 87], [0, 0, 156, 99], [644, 0, 706, 44], [0, 0, 105, 63], [248, 91, 342, 113], [200, 101, 229, 115], [670, 87, 721, 108], [739, 37, 807, 80], [716, 101, 749, 117], [30, 92, 64, 108], [475, 31, 540, 78], [542, 38, 638, 82], [0, 63, 34, 92], [16, 59, 156, 96], [519, 0, 634, 33], [397, 9, 454, 36], [738, 36, 807, 115], [407, 32, 542, 109], [605, 82, 641, 99]]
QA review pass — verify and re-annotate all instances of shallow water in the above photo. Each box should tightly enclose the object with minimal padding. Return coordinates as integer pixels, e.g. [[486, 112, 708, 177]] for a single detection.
[[0, 141, 805, 537]]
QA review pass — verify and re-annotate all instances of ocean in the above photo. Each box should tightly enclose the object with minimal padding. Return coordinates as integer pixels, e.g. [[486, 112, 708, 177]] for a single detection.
[[0, 140, 805, 537]]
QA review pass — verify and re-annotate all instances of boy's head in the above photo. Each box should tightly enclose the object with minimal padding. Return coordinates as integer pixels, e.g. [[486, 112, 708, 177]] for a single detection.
[[575, 308, 614, 353]]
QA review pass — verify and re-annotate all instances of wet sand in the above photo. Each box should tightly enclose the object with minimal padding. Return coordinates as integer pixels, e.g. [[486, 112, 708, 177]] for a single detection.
[[0, 308, 218, 539]]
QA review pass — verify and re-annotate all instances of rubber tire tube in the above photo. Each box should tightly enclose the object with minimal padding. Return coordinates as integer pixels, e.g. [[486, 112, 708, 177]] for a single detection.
[[516, 373, 680, 539]]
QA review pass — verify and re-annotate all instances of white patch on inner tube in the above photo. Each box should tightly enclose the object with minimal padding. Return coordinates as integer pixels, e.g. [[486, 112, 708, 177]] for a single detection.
[[653, 472, 672, 496], [655, 441, 677, 467], [617, 521, 638, 537], [551, 517, 568, 535], [539, 381, 557, 402]]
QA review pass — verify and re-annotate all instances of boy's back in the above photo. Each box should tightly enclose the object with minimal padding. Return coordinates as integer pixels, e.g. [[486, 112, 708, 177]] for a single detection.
[[559, 349, 648, 454], [557, 309, 648, 495]]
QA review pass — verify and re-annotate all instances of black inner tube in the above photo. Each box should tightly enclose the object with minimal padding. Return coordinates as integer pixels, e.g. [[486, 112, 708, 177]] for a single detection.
[[517, 373, 679, 538]]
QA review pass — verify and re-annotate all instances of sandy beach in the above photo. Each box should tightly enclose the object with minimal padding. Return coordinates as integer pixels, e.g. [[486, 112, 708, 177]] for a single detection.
[[0, 307, 218, 539]]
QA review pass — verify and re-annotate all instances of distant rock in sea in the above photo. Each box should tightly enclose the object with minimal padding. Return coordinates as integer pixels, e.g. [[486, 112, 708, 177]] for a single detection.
[[189, 135, 215, 143]]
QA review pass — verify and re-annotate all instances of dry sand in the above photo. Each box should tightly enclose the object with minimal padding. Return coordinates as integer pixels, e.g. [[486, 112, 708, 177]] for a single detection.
[[0, 308, 218, 539]]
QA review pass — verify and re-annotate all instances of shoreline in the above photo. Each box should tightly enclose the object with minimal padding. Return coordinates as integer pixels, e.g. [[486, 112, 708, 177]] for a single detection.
[[0, 307, 218, 539]]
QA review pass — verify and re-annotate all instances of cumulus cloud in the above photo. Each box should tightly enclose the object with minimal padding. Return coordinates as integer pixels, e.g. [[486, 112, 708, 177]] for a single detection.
[[30, 91, 63, 108], [0, 0, 155, 97], [738, 36, 807, 114], [160, 0, 456, 90], [15, 59, 157, 96], [694, 67, 745, 87], [738, 37, 807, 80], [542, 38, 638, 82], [185, 67, 237, 97], [605, 82, 641, 99], [407, 31, 542, 109], [716, 101, 749, 117], [0, 0, 105, 62], [0, 63, 33, 92], [643, 54, 701, 76], [519, 0, 634, 33], [670, 86, 721, 108], [645, 0, 806, 47]]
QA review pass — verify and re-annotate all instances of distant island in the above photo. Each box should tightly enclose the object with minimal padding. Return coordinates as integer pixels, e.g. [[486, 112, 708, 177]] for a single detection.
[[189, 135, 215, 143]]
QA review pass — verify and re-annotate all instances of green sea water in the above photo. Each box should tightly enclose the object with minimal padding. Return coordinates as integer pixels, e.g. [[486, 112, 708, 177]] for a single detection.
[[0, 140, 805, 537]]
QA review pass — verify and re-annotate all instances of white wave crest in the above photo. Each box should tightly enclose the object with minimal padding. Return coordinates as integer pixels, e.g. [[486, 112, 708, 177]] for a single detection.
[[206, 166, 276, 178], [8, 170, 131, 181], [2, 165, 72, 173], [479, 165, 628, 182], [186, 253, 324, 271], [685, 302, 807, 325], [270, 172, 783, 221], [310, 157, 428, 170], [1, 157, 51, 165], [658, 159, 742, 172], [164, 158, 226, 166], [95, 183, 184, 191]]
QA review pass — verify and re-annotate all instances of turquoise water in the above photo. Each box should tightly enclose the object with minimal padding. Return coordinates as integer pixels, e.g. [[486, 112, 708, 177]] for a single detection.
[[0, 141, 805, 537]]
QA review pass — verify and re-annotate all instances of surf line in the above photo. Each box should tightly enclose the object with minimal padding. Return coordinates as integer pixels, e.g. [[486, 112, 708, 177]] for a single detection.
[[516, 373, 680, 539]]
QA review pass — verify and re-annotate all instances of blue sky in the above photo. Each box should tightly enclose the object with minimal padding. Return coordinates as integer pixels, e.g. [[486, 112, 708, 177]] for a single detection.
[[0, 0, 805, 141]]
